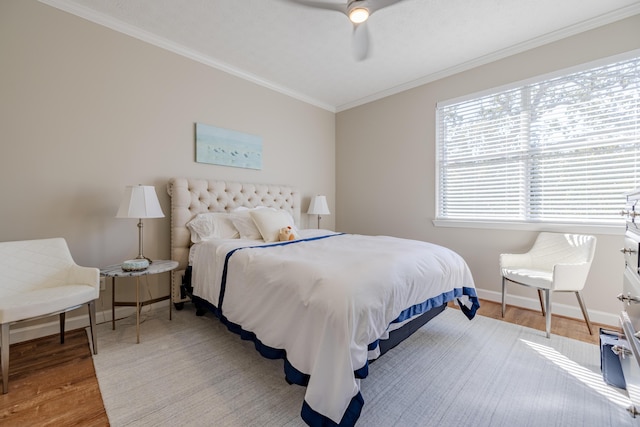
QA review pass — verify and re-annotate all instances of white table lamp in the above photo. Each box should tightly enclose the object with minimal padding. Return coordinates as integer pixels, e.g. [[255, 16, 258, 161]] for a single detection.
[[307, 195, 330, 229], [116, 184, 164, 264]]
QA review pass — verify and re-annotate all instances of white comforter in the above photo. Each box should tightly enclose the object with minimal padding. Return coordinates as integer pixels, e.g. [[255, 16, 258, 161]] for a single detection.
[[191, 230, 476, 425]]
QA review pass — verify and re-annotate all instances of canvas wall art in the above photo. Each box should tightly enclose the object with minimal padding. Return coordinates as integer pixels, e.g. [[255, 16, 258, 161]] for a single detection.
[[195, 122, 262, 170]]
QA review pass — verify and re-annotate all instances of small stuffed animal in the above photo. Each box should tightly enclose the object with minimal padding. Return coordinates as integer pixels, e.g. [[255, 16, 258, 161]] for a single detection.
[[279, 226, 296, 241]]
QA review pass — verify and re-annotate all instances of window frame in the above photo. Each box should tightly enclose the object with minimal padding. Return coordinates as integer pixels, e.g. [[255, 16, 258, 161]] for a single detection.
[[434, 49, 640, 236]]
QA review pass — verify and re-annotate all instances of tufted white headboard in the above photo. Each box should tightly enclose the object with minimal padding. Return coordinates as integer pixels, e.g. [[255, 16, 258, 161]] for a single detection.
[[166, 177, 301, 303]]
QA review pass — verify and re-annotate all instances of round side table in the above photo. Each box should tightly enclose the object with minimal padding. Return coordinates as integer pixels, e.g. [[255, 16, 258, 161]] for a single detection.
[[100, 260, 178, 343]]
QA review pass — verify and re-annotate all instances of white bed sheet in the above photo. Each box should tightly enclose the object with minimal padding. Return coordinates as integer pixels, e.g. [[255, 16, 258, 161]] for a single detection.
[[190, 231, 476, 424]]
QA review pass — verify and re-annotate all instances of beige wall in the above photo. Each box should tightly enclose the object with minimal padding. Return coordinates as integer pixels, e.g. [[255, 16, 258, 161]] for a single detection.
[[336, 15, 640, 326], [0, 0, 335, 339]]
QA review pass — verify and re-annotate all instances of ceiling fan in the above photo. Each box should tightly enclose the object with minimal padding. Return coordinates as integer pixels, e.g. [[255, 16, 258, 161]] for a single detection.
[[284, 0, 407, 61]]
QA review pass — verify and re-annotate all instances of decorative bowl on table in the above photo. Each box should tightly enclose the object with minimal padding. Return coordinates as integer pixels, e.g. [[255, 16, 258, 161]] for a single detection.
[[121, 259, 149, 272]]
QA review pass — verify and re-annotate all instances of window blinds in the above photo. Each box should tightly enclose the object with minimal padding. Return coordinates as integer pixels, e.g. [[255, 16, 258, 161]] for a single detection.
[[436, 55, 640, 225]]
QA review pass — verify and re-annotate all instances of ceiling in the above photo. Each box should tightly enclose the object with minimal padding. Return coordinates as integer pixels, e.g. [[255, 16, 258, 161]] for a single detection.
[[42, 0, 640, 112]]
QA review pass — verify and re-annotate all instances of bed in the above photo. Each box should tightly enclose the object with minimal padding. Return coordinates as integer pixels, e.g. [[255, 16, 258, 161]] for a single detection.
[[166, 177, 479, 427]]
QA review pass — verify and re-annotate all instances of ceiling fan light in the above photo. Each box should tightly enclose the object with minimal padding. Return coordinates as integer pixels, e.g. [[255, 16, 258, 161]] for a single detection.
[[349, 7, 369, 24]]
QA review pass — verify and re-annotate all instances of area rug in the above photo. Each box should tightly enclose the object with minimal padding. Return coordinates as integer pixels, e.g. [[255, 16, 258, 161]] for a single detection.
[[91, 306, 636, 426]]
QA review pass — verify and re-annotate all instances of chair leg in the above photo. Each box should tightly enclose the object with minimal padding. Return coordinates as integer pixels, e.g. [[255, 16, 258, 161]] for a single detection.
[[88, 300, 98, 355], [544, 289, 551, 338], [501, 277, 507, 317], [59, 312, 66, 344], [2, 323, 9, 394], [537, 289, 546, 317], [575, 291, 594, 335]]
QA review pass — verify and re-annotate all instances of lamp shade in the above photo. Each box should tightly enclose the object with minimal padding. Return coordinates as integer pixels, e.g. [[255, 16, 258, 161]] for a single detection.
[[307, 195, 330, 215], [116, 185, 164, 219]]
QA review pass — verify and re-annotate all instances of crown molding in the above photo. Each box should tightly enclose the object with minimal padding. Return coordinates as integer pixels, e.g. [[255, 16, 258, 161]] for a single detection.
[[38, 0, 639, 114], [335, 4, 640, 112], [38, 0, 336, 113]]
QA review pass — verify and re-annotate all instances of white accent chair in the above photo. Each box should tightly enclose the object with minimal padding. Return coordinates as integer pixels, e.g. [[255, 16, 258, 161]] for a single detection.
[[500, 232, 597, 338], [0, 238, 99, 394]]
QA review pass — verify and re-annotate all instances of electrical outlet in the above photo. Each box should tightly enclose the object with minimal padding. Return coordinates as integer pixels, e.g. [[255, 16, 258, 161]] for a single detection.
[[100, 277, 106, 291]]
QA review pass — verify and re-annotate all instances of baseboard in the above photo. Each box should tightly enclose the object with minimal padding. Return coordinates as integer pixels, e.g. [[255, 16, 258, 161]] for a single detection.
[[7, 290, 620, 344], [7, 300, 171, 345], [477, 288, 619, 328]]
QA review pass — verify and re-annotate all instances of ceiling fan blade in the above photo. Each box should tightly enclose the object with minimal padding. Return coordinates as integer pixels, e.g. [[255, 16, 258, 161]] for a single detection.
[[352, 21, 370, 61], [282, 0, 347, 14], [367, 0, 408, 15]]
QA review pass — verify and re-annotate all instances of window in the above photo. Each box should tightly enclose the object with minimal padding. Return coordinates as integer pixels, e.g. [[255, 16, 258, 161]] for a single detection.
[[436, 53, 640, 227]]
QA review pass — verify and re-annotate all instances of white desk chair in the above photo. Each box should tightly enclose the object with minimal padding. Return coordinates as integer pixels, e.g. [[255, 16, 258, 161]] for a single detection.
[[0, 238, 99, 394], [500, 232, 597, 338]]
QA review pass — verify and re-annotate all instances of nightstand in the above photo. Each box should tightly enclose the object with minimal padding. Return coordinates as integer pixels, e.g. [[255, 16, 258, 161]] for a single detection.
[[100, 260, 178, 343]]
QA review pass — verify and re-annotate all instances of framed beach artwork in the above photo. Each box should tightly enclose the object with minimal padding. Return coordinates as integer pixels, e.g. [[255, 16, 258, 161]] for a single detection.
[[195, 122, 263, 170]]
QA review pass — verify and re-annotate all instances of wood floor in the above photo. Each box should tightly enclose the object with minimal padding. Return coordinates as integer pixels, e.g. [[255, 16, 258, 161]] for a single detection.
[[465, 299, 605, 346], [0, 328, 108, 426], [0, 299, 611, 426]]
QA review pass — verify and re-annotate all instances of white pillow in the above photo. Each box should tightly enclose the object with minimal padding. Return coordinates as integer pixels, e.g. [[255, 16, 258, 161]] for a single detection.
[[228, 208, 263, 240], [234, 206, 296, 226], [186, 212, 239, 243], [249, 209, 297, 242], [230, 213, 263, 240]]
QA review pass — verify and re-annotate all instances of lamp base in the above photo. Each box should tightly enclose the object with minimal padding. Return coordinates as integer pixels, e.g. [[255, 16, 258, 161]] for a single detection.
[[134, 219, 154, 265], [136, 255, 153, 264]]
